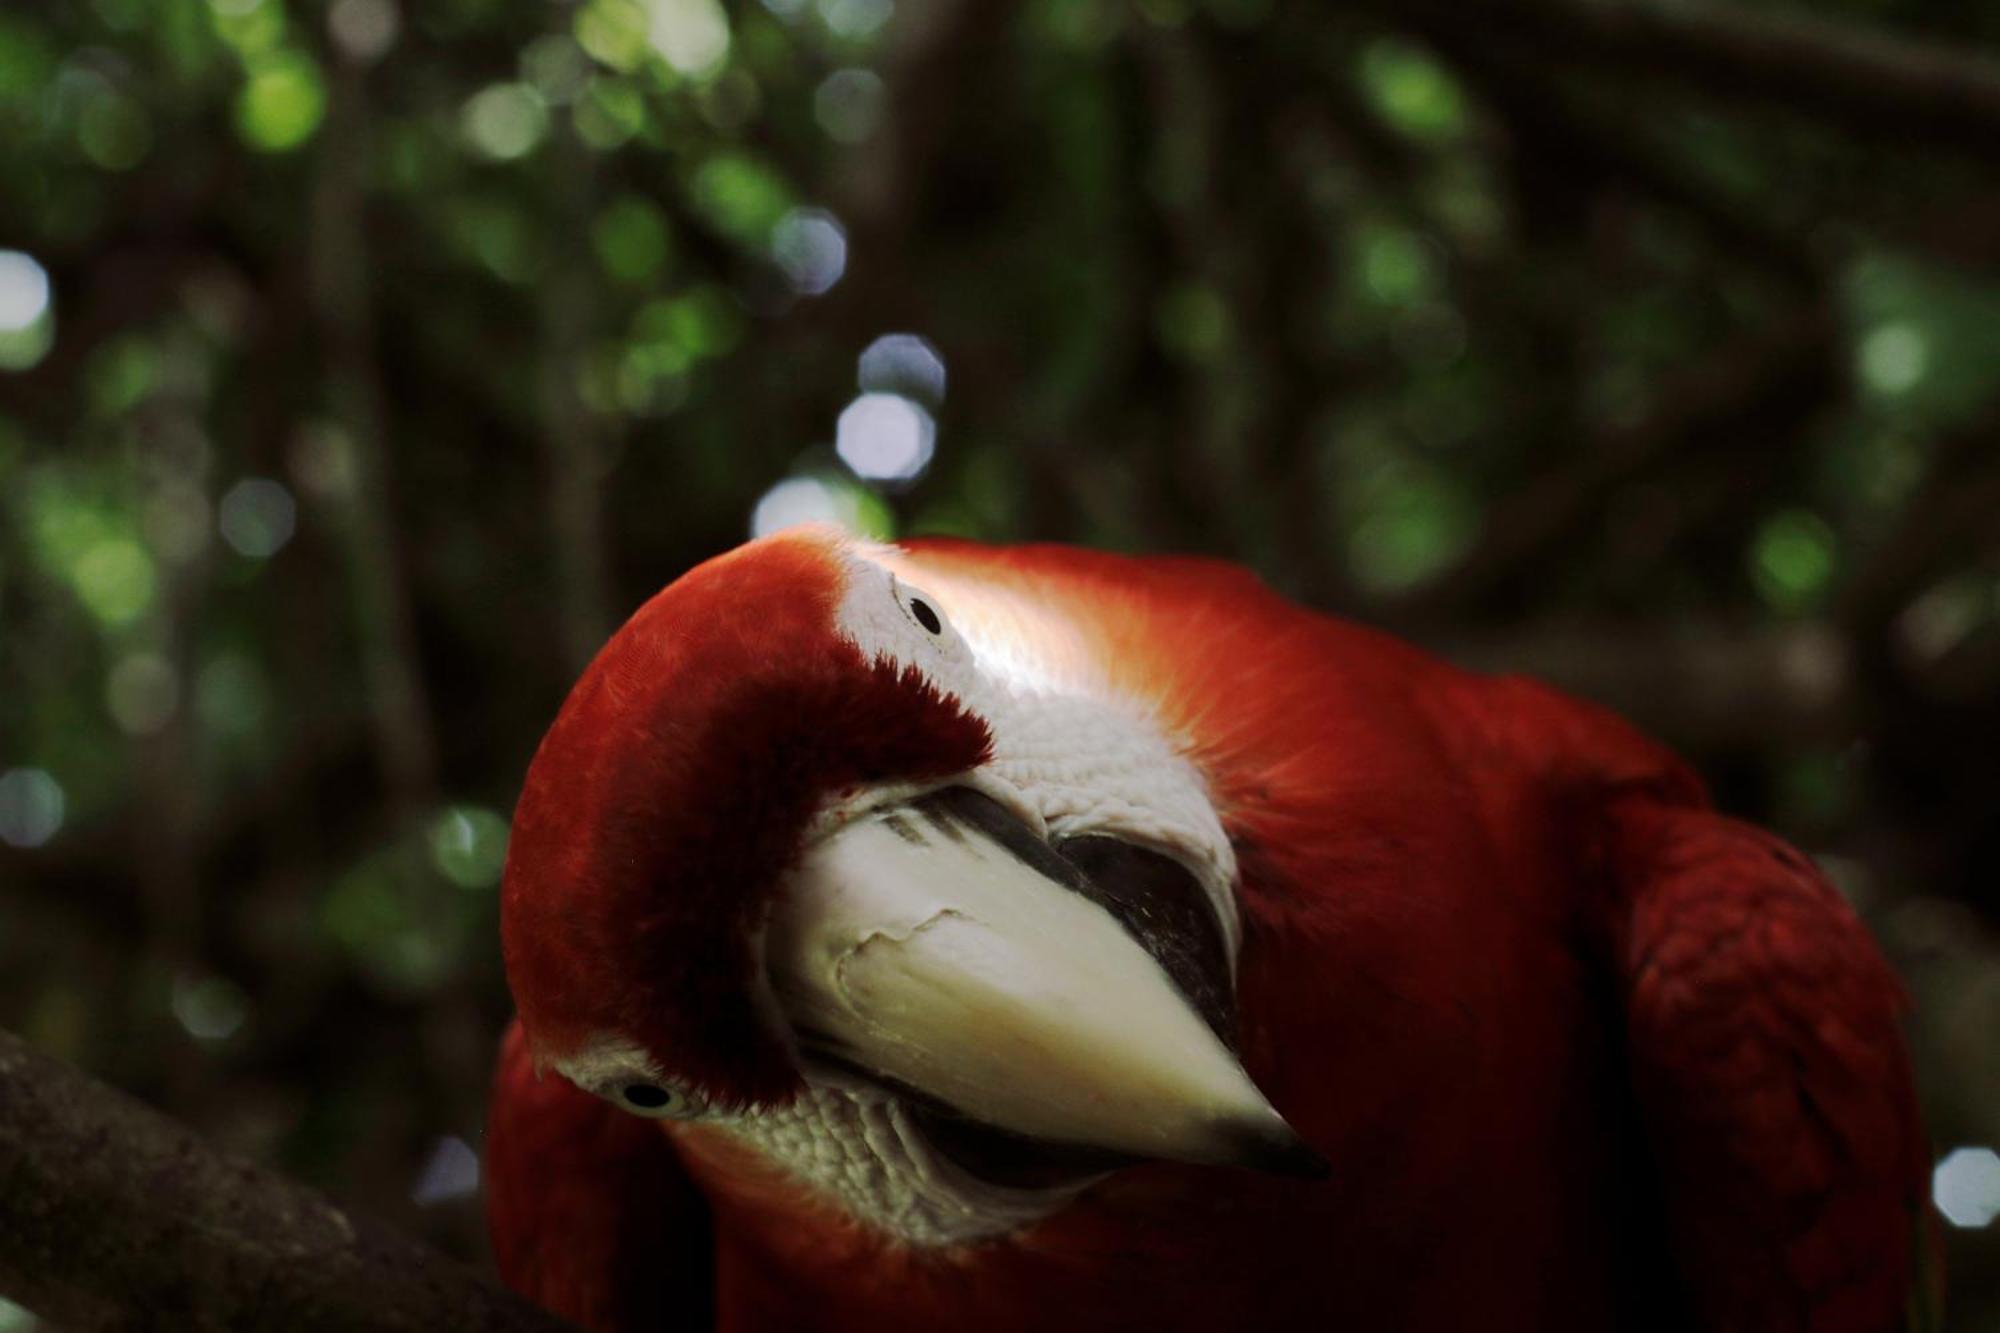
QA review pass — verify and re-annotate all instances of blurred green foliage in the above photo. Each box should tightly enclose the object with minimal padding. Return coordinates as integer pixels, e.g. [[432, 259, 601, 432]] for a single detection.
[[0, 0, 1997, 1315]]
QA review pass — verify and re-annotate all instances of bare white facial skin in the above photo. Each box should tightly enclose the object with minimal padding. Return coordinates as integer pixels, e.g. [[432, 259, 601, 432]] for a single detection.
[[827, 548, 1240, 961], [551, 1038, 710, 1121]]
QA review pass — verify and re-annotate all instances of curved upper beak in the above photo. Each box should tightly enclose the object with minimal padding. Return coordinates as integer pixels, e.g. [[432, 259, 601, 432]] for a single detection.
[[765, 790, 1327, 1178]]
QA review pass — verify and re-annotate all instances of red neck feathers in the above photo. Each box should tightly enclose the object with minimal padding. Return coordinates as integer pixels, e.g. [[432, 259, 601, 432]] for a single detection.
[[501, 534, 991, 1106]]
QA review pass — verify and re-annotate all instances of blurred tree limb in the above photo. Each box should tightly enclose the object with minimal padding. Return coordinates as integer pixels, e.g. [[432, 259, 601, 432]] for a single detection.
[[1437, 619, 1851, 748], [310, 54, 438, 819], [1385, 0, 2000, 161], [1387, 308, 1837, 621], [0, 1028, 569, 1333], [1413, 35, 1823, 291], [1840, 413, 2000, 647]]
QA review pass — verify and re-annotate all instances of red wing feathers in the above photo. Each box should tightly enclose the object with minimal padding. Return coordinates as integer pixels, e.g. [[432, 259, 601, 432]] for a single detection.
[[1603, 799, 1934, 1333], [486, 1021, 715, 1333]]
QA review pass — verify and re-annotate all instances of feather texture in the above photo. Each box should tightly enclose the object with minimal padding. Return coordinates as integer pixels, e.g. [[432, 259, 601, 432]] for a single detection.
[[489, 535, 1934, 1331], [487, 1023, 715, 1332]]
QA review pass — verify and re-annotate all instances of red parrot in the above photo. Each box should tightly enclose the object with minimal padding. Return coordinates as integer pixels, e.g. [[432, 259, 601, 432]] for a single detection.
[[487, 527, 1936, 1332]]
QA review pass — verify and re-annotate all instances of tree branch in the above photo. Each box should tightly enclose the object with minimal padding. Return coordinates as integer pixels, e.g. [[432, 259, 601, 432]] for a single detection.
[[1386, 0, 2000, 161], [309, 51, 439, 820], [0, 1029, 567, 1332], [1431, 618, 1854, 749]]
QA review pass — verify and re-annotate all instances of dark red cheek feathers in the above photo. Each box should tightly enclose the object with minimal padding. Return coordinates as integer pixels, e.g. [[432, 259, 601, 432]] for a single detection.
[[501, 534, 992, 1108]]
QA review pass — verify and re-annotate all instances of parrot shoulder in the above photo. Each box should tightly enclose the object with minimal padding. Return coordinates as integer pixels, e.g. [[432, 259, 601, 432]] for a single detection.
[[1598, 798, 1937, 1332], [1471, 676, 1937, 1330]]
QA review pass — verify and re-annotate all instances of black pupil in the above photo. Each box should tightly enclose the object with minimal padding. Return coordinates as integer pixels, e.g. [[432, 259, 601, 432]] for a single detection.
[[622, 1084, 672, 1109], [910, 599, 942, 634]]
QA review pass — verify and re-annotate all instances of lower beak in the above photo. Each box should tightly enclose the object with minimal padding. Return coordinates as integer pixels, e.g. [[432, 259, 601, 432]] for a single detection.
[[766, 789, 1326, 1178]]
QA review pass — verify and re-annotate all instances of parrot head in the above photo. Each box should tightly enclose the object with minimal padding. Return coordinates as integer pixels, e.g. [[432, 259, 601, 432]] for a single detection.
[[501, 528, 1322, 1243]]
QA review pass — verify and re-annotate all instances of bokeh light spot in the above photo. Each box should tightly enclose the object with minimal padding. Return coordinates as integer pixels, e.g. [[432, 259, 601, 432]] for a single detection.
[[236, 51, 327, 152], [816, 0, 892, 41], [107, 653, 180, 736], [462, 83, 549, 160], [429, 805, 509, 890], [1348, 482, 1475, 592], [209, 0, 285, 57], [323, 848, 470, 997], [0, 251, 51, 334], [171, 972, 249, 1042], [1857, 321, 1929, 397], [647, 0, 731, 77], [1934, 1147, 2000, 1229], [0, 769, 66, 849], [857, 333, 945, 405], [694, 153, 794, 245], [73, 537, 156, 625], [752, 476, 845, 537], [0, 249, 54, 370], [328, 0, 399, 62], [750, 475, 891, 540], [814, 68, 885, 145], [218, 477, 297, 558], [771, 208, 847, 295], [1357, 225, 1436, 306], [522, 35, 589, 104], [287, 422, 359, 501], [837, 392, 935, 483], [573, 75, 646, 147], [1358, 38, 1464, 142], [412, 1135, 481, 1206], [1749, 509, 1837, 615], [574, 0, 651, 73], [1896, 576, 1988, 665]]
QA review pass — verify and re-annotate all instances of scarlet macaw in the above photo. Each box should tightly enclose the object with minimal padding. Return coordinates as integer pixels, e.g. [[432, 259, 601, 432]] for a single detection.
[[488, 528, 1934, 1332]]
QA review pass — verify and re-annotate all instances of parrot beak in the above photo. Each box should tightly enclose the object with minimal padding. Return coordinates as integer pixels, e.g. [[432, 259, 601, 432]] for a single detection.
[[766, 788, 1327, 1179]]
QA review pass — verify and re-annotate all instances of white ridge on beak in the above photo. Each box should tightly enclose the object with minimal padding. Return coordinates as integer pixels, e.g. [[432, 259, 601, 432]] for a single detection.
[[766, 795, 1325, 1176]]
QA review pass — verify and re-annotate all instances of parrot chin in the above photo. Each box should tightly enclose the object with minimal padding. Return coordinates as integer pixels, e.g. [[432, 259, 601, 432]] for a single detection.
[[767, 786, 1329, 1187]]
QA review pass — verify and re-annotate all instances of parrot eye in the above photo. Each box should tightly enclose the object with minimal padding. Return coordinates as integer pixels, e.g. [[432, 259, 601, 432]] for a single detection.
[[617, 1083, 677, 1115], [892, 578, 952, 639], [555, 1044, 707, 1120]]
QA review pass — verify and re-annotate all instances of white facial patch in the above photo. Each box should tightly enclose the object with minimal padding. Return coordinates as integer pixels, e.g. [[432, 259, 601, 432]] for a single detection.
[[558, 1039, 1090, 1246], [553, 1037, 714, 1121], [827, 547, 1240, 959]]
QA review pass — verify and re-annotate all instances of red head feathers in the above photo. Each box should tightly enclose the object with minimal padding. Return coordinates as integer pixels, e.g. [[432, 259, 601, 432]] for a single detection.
[[500, 531, 990, 1106]]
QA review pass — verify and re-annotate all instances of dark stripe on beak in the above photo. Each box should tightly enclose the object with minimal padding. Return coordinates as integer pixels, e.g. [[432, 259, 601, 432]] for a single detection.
[[912, 788, 1236, 1046]]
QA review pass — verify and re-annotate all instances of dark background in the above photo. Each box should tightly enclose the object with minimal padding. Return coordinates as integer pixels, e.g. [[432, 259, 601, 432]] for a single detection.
[[1, 0, 1996, 1325]]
